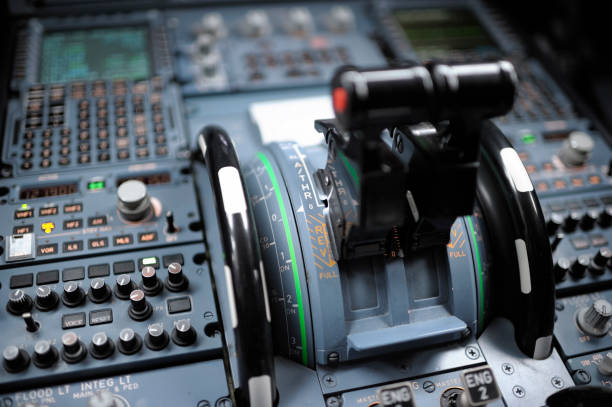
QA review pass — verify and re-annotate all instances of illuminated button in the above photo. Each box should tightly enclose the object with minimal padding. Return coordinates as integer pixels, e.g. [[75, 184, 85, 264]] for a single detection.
[[536, 181, 549, 191], [525, 164, 537, 174], [589, 175, 602, 185], [88, 216, 107, 227], [37, 243, 58, 256], [15, 209, 33, 219], [87, 180, 105, 191], [63, 203, 83, 213], [63, 240, 83, 253], [553, 179, 568, 190], [542, 162, 554, 171], [571, 177, 585, 187], [63, 218, 82, 230], [13, 224, 33, 234], [139, 256, 159, 270], [41, 222, 55, 234], [88, 238, 108, 249], [138, 231, 158, 243], [113, 234, 133, 246]]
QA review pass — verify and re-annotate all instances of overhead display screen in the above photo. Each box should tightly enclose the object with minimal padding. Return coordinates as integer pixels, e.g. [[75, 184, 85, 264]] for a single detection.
[[39, 27, 151, 83], [392, 8, 500, 60]]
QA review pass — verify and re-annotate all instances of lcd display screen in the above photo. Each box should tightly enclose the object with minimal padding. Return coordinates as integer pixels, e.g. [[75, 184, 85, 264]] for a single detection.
[[39, 26, 151, 83], [392, 8, 499, 60], [19, 183, 79, 200], [116, 172, 171, 187]]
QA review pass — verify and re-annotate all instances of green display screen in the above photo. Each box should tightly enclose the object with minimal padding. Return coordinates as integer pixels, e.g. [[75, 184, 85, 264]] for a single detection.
[[39, 27, 151, 83], [393, 8, 499, 60]]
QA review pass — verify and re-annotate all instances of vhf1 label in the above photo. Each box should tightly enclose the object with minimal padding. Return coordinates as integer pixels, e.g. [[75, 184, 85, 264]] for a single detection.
[[460, 366, 501, 406], [376, 381, 414, 407]]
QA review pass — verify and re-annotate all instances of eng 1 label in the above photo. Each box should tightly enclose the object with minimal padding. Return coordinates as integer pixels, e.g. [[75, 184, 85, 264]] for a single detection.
[[376, 381, 415, 407]]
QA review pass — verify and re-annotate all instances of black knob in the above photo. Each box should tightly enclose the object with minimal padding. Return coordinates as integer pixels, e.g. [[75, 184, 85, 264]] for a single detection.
[[580, 209, 599, 231], [88, 278, 111, 303], [563, 211, 582, 232], [547, 213, 564, 235], [90, 332, 115, 359], [141, 266, 162, 295], [32, 340, 58, 368], [591, 247, 612, 272], [62, 282, 85, 307], [61, 332, 87, 363], [3, 345, 30, 373], [145, 323, 170, 351], [7, 289, 33, 315], [128, 289, 153, 321], [172, 319, 197, 346], [553, 258, 571, 283], [117, 328, 142, 355], [577, 299, 612, 337], [22, 312, 40, 332], [166, 210, 177, 233], [114, 274, 135, 300], [165, 262, 189, 292], [35, 285, 59, 311], [599, 206, 612, 228], [570, 255, 590, 278]]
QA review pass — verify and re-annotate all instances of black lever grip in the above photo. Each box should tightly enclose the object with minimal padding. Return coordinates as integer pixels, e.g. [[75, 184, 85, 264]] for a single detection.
[[476, 120, 555, 359], [199, 125, 276, 406]]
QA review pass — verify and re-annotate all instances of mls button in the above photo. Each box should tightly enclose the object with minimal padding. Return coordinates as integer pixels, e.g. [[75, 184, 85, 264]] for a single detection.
[[460, 366, 501, 406], [377, 381, 414, 407]]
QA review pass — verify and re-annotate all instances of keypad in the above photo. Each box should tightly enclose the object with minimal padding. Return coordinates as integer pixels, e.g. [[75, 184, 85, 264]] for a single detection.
[[17, 78, 170, 172]]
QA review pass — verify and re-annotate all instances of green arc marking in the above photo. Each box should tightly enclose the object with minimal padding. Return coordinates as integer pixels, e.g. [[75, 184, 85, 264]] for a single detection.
[[466, 216, 484, 333], [257, 152, 308, 366], [338, 150, 360, 188]]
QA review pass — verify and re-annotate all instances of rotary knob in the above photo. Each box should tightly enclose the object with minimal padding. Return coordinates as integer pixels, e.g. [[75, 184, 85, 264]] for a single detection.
[[32, 340, 58, 368], [3, 345, 30, 373], [570, 255, 590, 278], [201, 12, 226, 38], [554, 258, 571, 282], [128, 289, 153, 321], [546, 213, 564, 235], [114, 274, 135, 300], [580, 209, 599, 231], [141, 266, 162, 295], [599, 352, 612, 376], [117, 179, 151, 221], [558, 131, 595, 167], [172, 319, 197, 346], [599, 206, 612, 228], [117, 328, 142, 355], [287, 7, 313, 34], [61, 331, 87, 363], [563, 211, 582, 232], [35, 285, 59, 311], [577, 299, 612, 337], [90, 332, 115, 359], [196, 33, 215, 56], [7, 289, 33, 315], [62, 281, 85, 307], [328, 6, 355, 32], [243, 10, 271, 37], [145, 323, 170, 351], [590, 248, 612, 275], [88, 278, 111, 303], [165, 262, 189, 292]]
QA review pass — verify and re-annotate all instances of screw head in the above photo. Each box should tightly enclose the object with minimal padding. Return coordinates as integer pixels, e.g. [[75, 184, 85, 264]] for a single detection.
[[325, 396, 339, 407], [422, 380, 435, 393], [512, 385, 526, 398], [572, 369, 591, 385], [502, 363, 515, 375], [323, 374, 337, 388], [551, 376, 564, 389], [465, 345, 480, 360]]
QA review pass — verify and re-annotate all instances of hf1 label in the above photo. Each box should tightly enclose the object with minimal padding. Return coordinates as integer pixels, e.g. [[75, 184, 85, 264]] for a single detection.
[[460, 366, 501, 406], [376, 381, 414, 407]]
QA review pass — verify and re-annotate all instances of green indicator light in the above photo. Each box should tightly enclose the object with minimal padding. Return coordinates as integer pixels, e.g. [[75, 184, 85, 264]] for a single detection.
[[142, 257, 157, 265], [21, 203, 29, 209], [521, 133, 536, 144], [87, 181, 105, 190]]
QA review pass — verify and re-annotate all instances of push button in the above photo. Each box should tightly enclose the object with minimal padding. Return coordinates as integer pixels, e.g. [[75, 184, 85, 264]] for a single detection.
[[62, 267, 85, 281], [88, 264, 110, 278], [36, 270, 59, 285], [89, 309, 113, 326], [63, 240, 83, 252], [10, 273, 33, 289], [62, 312, 86, 329], [63, 218, 83, 230], [113, 260, 135, 275]]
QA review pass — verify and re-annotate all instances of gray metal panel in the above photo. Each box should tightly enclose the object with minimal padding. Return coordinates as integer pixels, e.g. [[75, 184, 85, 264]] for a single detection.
[[479, 318, 573, 407]]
